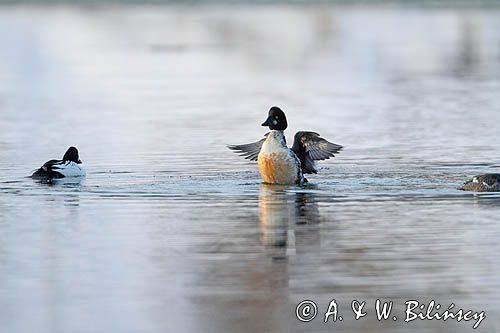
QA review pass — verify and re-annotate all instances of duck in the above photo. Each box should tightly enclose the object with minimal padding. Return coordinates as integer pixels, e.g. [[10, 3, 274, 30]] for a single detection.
[[228, 106, 342, 185], [31, 146, 86, 179], [460, 174, 500, 192]]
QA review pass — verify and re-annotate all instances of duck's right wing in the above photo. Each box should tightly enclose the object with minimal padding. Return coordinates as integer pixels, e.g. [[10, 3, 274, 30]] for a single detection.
[[227, 133, 268, 161]]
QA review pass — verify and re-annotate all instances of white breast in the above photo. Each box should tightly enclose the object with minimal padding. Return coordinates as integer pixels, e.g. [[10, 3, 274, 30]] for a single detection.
[[53, 162, 86, 178], [257, 131, 301, 185]]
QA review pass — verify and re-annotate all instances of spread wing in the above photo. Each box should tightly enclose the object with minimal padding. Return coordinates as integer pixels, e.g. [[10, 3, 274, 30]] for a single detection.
[[291, 131, 343, 174], [227, 133, 268, 161]]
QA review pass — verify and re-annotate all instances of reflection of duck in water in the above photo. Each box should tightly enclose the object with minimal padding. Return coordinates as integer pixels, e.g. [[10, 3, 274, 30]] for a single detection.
[[258, 184, 320, 247], [461, 174, 500, 192], [294, 190, 320, 225], [259, 185, 289, 247], [229, 106, 342, 185]]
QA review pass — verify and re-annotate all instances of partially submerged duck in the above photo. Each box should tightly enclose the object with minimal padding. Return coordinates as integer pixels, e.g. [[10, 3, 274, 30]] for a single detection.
[[32, 146, 86, 179], [460, 174, 500, 192], [228, 106, 342, 185]]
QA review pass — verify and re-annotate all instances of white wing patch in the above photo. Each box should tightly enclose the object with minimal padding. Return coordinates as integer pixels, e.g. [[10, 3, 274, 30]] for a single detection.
[[53, 162, 86, 178]]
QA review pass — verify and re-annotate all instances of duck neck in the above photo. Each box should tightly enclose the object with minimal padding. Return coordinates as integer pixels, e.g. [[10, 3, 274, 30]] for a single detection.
[[268, 130, 287, 147]]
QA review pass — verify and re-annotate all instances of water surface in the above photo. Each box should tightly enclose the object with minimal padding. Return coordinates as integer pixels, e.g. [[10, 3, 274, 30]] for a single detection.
[[1, 5, 500, 333]]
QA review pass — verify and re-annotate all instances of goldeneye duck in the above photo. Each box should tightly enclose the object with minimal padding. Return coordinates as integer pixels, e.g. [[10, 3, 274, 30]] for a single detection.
[[460, 174, 500, 192], [32, 146, 86, 179], [228, 106, 343, 185]]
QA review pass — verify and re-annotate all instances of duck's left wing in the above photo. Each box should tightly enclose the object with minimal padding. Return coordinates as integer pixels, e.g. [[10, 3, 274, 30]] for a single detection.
[[227, 133, 268, 161], [31, 159, 63, 178], [292, 131, 343, 174]]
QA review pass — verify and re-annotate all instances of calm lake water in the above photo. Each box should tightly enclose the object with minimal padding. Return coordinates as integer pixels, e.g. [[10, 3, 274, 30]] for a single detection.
[[1, 4, 500, 333]]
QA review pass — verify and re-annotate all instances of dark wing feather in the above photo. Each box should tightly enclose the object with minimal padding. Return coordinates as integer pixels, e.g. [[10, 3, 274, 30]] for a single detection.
[[291, 131, 343, 174], [31, 159, 64, 179], [227, 133, 268, 161]]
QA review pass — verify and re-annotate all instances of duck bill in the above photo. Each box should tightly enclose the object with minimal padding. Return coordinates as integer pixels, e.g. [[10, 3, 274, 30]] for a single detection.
[[261, 116, 275, 127]]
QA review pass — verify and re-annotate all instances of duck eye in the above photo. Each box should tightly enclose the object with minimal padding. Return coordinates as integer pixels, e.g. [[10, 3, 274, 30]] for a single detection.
[[275, 115, 279, 119]]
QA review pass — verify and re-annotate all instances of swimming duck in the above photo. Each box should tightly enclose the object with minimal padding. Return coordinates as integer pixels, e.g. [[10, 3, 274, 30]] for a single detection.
[[460, 174, 500, 192], [31, 146, 86, 179], [228, 106, 342, 185]]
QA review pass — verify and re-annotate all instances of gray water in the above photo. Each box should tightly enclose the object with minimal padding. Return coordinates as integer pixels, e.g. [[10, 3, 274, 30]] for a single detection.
[[1, 4, 500, 333]]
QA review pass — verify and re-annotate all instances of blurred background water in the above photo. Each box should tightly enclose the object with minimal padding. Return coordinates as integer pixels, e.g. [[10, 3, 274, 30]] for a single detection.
[[1, 2, 500, 333]]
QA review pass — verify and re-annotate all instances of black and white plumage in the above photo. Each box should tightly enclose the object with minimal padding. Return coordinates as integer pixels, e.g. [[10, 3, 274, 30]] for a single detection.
[[460, 174, 500, 192], [31, 146, 86, 179], [228, 106, 342, 184]]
